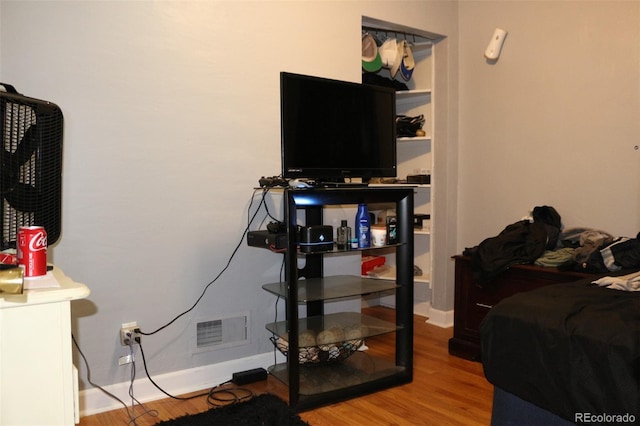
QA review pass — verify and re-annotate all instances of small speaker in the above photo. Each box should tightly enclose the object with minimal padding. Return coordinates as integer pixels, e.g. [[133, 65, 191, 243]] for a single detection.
[[299, 225, 334, 253]]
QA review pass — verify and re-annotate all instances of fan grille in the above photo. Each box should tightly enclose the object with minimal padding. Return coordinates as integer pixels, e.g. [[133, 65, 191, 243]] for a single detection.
[[0, 89, 63, 250]]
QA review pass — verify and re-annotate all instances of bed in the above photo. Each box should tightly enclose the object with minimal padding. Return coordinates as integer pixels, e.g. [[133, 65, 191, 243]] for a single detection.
[[480, 277, 640, 425]]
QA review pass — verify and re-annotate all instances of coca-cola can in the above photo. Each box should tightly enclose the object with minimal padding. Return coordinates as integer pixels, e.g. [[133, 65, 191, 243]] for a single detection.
[[17, 226, 47, 277]]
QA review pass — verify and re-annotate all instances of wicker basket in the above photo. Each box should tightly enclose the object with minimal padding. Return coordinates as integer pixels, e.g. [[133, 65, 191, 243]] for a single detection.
[[271, 336, 363, 365]]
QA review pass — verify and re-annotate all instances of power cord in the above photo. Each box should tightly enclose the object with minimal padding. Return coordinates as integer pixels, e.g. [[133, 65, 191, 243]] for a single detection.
[[73, 188, 280, 423], [126, 339, 159, 425], [138, 187, 275, 337], [206, 384, 253, 407], [138, 337, 256, 408], [120, 187, 276, 411], [76, 330, 256, 426], [72, 333, 158, 425], [137, 338, 210, 401]]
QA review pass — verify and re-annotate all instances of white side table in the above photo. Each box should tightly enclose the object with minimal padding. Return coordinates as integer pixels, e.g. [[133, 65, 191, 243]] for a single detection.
[[0, 266, 90, 425]]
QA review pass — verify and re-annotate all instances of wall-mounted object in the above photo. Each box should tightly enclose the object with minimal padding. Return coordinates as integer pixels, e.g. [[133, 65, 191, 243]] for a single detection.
[[484, 28, 508, 60]]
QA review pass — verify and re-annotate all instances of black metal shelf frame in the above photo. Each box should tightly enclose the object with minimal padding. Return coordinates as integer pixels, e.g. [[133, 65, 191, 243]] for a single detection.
[[270, 187, 414, 410]]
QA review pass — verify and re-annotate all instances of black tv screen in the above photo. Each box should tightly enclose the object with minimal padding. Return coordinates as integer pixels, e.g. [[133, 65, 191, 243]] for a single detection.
[[280, 72, 396, 181]]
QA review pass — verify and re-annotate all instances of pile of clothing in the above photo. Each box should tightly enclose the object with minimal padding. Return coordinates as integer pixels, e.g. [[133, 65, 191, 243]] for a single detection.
[[592, 271, 640, 291], [541, 227, 640, 274], [465, 205, 640, 285], [463, 205, 562, 283]]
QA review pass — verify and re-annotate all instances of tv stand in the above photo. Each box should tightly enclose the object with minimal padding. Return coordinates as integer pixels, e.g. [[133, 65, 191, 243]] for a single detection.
[[313, 177, 370, 188], [260, 186, 414, 410], [318, 182, 369, 188]]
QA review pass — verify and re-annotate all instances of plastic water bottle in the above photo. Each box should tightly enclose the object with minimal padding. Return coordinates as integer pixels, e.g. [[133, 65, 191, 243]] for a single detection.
[[355, 204, 370, 248]]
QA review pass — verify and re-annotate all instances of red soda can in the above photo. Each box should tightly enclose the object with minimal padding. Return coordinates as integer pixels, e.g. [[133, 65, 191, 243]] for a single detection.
[[17, 226, 47, 277]]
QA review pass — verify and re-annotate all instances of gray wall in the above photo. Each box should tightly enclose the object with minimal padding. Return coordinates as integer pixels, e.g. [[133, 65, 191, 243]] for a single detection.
[[458, 1, 640, 248], [0, 0, 459, 402], [3, 0, 638, 410]]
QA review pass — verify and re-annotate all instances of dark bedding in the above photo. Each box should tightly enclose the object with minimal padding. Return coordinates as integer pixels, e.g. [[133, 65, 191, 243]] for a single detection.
[[480, 278, 640, 423]]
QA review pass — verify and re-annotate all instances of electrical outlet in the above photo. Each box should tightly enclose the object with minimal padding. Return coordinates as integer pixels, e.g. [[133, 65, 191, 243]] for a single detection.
[[120, 321, 141, 346], [118, 354, 134, 366]]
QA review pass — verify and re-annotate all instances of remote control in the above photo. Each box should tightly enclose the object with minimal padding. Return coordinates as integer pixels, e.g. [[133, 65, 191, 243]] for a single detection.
[[259, 176, 288, 188]]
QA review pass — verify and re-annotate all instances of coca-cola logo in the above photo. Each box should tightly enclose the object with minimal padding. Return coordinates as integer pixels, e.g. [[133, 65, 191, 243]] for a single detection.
[[29, 231, 47, 251]]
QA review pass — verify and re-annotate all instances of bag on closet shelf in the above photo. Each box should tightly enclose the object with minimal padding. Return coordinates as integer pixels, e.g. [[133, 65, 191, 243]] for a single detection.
[[396, 114, 425, 137]]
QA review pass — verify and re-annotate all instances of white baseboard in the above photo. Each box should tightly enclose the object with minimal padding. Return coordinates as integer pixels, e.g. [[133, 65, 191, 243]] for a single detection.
[[413, 301, 454, 328], [424, 305, 454, 328], [368, 298, 453, 328], [79, 310, 453, 418], [413, 301, 431, 318], [79, 352, 277, 418]]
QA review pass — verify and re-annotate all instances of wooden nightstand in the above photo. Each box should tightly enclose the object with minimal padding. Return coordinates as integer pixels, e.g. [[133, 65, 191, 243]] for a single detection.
[[448, 255, 591, 361]]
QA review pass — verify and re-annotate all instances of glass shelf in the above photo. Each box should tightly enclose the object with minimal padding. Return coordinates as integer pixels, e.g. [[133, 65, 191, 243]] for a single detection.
[[269, 351, 405, 396], [265, 311, 401, 343], [296, 243, 403, 257], [262, 275, 398, 303], [263, 184, 415, 409]]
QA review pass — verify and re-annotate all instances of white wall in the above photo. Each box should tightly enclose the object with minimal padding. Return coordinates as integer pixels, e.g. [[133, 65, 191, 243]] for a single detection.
[[0, 0, 458, 410], [5, 0, 637, 408], [9, 0, 637, 414], [458, 1, 640, 249]]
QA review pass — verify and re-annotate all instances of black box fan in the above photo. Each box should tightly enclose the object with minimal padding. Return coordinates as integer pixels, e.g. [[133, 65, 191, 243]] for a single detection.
[[0, 83, 63, 250]]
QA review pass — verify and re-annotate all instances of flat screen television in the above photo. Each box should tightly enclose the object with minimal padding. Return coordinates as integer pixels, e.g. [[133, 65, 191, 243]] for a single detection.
[[280, 72, 396, 181]]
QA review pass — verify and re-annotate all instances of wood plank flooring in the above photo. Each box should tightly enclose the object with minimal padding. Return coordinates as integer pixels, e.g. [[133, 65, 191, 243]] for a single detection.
[[78, 307, 493, 426]]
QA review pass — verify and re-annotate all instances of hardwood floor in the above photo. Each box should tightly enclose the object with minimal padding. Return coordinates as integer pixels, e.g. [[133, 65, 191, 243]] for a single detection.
[[78, 307, 493, 426]]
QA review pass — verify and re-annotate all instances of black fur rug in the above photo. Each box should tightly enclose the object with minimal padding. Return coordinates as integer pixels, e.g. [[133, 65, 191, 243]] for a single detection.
[[156, 393, 309, 426]]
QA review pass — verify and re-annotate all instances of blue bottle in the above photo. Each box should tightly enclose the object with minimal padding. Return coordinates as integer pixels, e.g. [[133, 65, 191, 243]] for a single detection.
[[355, 203, 370, 248]]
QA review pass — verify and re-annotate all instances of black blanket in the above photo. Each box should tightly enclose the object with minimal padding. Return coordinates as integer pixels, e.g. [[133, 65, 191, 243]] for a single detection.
[[480, 279, 640, 423]]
